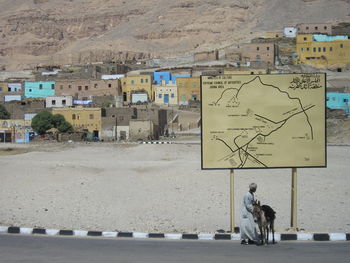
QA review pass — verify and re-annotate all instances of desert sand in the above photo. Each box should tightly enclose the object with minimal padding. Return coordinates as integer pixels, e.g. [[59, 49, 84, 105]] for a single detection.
[[0, 140, 349, 234]]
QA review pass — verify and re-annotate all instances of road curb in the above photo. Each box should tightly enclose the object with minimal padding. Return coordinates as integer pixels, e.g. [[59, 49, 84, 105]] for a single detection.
[[0, 226, 349, 241]]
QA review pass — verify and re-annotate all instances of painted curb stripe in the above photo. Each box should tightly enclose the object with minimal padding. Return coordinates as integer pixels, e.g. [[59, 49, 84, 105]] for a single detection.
[[33, 228, 46, 235], [0, 226, 9, 232], [74, 230, 88, 236], [164, 233, 182, 240], [329, 233, 346, 241], [346, 234, 350, 241], [46, 229, 60, 236], [231, 233, 241, 240], [102, 232, 118, 238], [214, 234, 231, 240], [59, 230, 74, 236], [8, 227, 20, 234], [149, 233, 165, 238], [280, 234, 297, 241], [182, 234, 198, 240], [118, 232, 133, 238], [87, 231, 102, 237], [133, 232, 148, 238], [20, 228, 33, 234], [297, 233, 313, 241], [313, 234, 330, 241], [198, 234, 214, 240]]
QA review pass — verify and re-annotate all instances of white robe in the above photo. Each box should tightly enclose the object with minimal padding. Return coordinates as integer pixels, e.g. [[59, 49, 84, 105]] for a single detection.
[[240, 192, 258, 241]]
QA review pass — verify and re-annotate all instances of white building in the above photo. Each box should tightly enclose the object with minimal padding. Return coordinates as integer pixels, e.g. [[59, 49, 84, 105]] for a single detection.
[[46, 96, 73, 108], [284, 27, 297, 38]]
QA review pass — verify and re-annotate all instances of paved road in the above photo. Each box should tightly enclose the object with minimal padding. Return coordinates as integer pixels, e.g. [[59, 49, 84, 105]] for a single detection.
[[0, 234, 349, 263]]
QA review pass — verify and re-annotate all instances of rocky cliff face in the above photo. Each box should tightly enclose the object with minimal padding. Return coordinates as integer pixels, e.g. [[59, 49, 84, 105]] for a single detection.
[[0, 0, 349, 69]]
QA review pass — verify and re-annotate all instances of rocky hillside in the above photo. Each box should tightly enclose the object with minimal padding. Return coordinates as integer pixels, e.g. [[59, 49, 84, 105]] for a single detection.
[[0, 0, 350, 69]]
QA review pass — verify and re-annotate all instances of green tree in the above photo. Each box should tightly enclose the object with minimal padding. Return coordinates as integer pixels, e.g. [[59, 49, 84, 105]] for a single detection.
[[31, 111, 53, 134], [0, 104, 10, 119], [52, 114, 73, 133]]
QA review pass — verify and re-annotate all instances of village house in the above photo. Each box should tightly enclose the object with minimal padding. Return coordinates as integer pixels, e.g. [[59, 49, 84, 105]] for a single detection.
[[101, 107, 137, 141], [154, 80, 178, 106], [296, 23, 332, 35], [327, 92, 350, 115], [284, 27, 297, 38], [0, 119, 33, 143], [129, 120, 157, 141], [52, 107, 101, 138], [177, 77, 200, 105], [136, 106, 167, 137], [0, 99, 46, 119], [0, 82, 23, 102], [24, 81, 55, 98], [296, 34, 350, 70], [194, 50, 219, 62], [55, 79, 121, 100], [153, 72, 172, 85], [46, 96, 73, 108], [239, 43, 277, 65], [121, 75, 152, 103]]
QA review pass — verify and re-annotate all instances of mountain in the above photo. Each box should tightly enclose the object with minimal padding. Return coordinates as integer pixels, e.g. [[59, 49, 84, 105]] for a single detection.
[[0, 0, 349, 70]]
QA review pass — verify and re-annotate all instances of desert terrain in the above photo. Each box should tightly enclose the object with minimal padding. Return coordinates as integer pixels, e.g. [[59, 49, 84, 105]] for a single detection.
[[0, 139, 349, 234]]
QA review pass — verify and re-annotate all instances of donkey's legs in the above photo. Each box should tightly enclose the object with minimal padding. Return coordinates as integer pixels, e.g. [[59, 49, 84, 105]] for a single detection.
[[271, 221, 275, 244], [266, 226, 269, 245]]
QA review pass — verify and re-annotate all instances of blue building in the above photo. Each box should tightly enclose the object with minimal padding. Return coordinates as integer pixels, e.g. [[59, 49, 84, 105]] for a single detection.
[[153, 72, 171, 85], [327, 92, 350, 115], [24, 81, 56, 98], [171, 74, 190, 83]]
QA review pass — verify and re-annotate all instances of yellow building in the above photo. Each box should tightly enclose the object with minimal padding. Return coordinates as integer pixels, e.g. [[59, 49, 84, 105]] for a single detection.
[[296, 34, 350, 69], [52, 107, 101, 137], [177, 77, 200, 105], [154, 80, 178, 105], [121, 75, 152, 103]]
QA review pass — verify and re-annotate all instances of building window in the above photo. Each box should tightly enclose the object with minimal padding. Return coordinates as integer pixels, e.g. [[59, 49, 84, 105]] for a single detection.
[[78, 86, 82, 91], [51, 84, 55, 90], [94, 84, 98, 88], [60, 85, 63, 90], [340, 44, 344, 48], [39, 84, 43, 89], [159, 94, 162, 98], [69, 85, 72, 89], [29, 89, 32, 92], [307, 47, 310, 51], [256, 47, 259, 51], [108, 83, 112, 88], [315, 26, 318, 30], [326, 97, 329, 101], [324, 26, 327, 30], [303, 37, 307, 41], [89, 114, 94, 119], [330, 47, 333, 52], [131, 80, 135, 85], [301, 48, 304, 52], [323, 47, 326, 52], [306, 26, 309, 30], [344, 99, 348, 103], [72, 114, 76, 120], [145, 79, 148, 83], [85, 86, 88, 90], [267, 47, 270, 51], [141, 79, 144, 83], [171, 93, 174, 98], [62, 100, 66, 105], [52, 100, 56, 105]]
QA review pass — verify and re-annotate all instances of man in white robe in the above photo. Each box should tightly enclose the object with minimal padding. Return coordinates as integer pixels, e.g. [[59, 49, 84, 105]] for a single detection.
[[240, 183, 258, 245]]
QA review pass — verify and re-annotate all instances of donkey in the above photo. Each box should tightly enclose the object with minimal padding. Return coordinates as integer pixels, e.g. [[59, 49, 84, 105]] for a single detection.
[[252, 201, 276, 245]]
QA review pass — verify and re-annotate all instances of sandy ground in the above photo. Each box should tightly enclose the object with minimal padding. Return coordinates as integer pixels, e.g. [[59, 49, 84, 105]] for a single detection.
[[0, 139, 349, 234]]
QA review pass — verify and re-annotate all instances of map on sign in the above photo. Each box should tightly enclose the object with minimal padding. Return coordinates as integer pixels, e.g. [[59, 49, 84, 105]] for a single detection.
[[201, 74, 326, 169]]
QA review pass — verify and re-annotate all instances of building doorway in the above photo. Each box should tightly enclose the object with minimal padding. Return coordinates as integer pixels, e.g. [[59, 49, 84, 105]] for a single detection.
[[164, 94, 169, 103]]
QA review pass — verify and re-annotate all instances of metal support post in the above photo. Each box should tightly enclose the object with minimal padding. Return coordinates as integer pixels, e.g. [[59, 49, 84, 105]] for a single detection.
[[230, 169, 235, 233], [291, 168, 298, 229]]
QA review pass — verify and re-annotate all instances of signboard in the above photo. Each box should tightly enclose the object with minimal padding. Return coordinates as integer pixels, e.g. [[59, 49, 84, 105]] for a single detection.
[[201, 74, 326, 169]]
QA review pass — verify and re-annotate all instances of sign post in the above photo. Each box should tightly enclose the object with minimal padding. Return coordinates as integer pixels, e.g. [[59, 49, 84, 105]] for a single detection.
[[291, 168, 298, 229], [230, 169, 235, 233]]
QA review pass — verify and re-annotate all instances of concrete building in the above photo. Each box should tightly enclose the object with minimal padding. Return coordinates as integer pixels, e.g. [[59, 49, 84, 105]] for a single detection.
[[0, 119, 33, 143], [284, 27, 297, 38], [296, 34, 350, 69], [129, 120, 156, 141], [121, 75, 152, 103], [46, 96, 73, 108], [52, 107, 101, 137], [0, 99, 46, 119], [136, 106, 167, 137], [24, 81, 55, 98], [239, 43, 277, 65], [0, 82, 23, 102], [297, 23, 332, 35], [154, 80, 178, 105], [177, 77, 200, 105], [327, 92, 350, 115], [55, 79, 121, 100], [101, 107, 137, 141]]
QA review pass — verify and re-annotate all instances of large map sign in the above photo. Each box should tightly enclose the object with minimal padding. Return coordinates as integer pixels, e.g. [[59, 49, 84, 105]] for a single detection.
[[201, 74, 326, 169]]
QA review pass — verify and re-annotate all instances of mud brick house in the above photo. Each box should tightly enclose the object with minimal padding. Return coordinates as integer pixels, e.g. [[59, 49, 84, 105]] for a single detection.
[[136, 106, 167, 137], [0, 82, 23, 102], [0, 99, 47, 119], [296, 23, 332, 35], [55, 79, 121, 100]]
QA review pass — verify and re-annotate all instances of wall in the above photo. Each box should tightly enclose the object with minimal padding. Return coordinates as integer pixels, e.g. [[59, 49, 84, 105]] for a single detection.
[[55, 79, 121, 99], [297, 23, 332, 35], [177, 77, 200, 105], [194, 50, 219, 62], [25, 81, 55, 98], [136, 107, 167, 136], [239, 43, 276, 65], [46, 96, 73, 108], [327, 92, 350, 115], [0, 99, 46, 119], [0, 82, 23, 102], [296, 34, 350, 69], [154, 81, 178, 105], [121, 75, 152, 103], [52, 107, 101, 135], [129, 120, 155, 141], [284, 27, 297, 38], [0, 119, 33, 143]]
